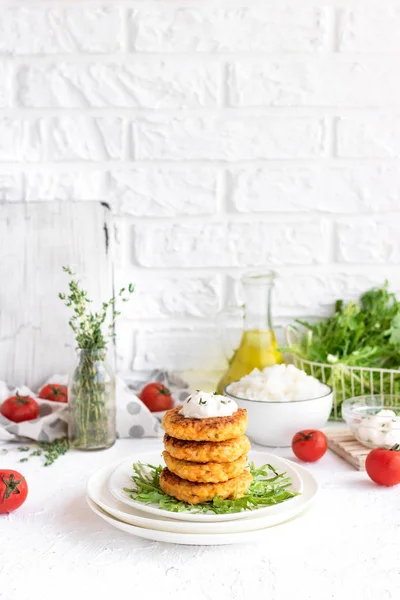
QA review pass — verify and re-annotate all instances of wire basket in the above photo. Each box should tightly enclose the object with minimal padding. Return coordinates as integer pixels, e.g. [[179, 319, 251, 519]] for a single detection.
[[286, 326, 400, 421]]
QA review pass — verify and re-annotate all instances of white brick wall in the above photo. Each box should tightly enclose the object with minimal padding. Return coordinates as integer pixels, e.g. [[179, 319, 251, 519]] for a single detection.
[[1, 1, 400, 374], [19, 61, 220, 108], [129, 6, 329, 53]]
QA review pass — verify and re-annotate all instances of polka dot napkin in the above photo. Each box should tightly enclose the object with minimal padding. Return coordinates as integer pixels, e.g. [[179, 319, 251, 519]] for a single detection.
[[0, 370, 190, 443]]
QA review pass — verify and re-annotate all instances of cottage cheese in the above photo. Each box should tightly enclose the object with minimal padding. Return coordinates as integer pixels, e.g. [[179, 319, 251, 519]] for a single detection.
[[228, 364, 327, 402]]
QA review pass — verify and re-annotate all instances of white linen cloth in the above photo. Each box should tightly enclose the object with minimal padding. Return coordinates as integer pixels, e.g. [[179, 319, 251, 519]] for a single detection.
[[0, 370, 190, 443]]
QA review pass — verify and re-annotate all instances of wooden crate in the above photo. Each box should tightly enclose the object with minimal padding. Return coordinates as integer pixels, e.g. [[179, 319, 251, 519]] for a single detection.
[[326, 429, 370, 470]]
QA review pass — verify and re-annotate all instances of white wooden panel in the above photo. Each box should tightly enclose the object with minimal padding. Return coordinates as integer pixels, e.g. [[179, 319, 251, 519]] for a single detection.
[[0, 201, 113, 388]]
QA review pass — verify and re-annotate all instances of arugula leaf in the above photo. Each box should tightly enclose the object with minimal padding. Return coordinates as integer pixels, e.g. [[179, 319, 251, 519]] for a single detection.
[[292, 282, 400, 368], [288, 282, 400, 417], [389, 313, 400, 347], [124, 462, 298, 515]]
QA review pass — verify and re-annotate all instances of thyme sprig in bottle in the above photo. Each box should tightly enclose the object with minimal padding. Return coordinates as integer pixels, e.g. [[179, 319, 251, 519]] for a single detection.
[[59, 267, 134, 450]]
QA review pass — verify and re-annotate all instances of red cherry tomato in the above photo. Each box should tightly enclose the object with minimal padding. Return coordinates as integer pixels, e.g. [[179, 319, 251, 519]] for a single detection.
[[140, 383, 173, 412], [0, 470, 28, 514], [292, 429, 328, 462], [0, 393, 39, 423], [366, 446, 400, 487], [39, 383, 68, 403]]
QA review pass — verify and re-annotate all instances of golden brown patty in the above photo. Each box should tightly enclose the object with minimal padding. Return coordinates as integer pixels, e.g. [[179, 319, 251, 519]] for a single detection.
[[162, 407, 248, 442], [164, 434, 251, 463], [163, 450, 248, 483], [159, 468, 253, 505]]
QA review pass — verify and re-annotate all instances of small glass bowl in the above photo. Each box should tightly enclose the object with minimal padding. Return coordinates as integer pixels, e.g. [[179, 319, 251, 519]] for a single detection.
[[342, 395, 400, 449]]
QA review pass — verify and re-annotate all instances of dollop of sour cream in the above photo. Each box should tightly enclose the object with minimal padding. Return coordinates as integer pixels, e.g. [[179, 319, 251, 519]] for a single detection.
[[179, 391, 238, 419]]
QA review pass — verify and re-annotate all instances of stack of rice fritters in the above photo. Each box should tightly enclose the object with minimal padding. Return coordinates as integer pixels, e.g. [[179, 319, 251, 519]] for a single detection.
[[160, 407, 252, 504]]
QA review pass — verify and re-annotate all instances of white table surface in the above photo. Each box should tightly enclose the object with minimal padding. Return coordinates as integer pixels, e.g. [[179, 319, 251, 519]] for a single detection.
[[0, 435, 399, 600]]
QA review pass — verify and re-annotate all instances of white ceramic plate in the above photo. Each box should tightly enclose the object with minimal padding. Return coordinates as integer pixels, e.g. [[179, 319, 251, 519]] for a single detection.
[[107, 450, 304, 522], [88, 457, 317, 535], [86, 464, 317, 545]]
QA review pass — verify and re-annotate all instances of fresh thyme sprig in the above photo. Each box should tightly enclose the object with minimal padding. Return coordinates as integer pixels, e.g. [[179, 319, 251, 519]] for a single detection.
[[59, 267, 134, 449], [59, 266, 134, 350], [16, 438, 70, 466], [123, 462, 299, 515]]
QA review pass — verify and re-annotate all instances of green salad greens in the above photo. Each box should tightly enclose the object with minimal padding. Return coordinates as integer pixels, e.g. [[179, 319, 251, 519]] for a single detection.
[[123, 462, 298, 514], [288, 282, 400, 417]]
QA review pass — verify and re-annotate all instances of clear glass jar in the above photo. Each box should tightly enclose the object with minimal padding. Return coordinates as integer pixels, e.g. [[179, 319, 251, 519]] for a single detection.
[[216, 271, 283, 394], [342, 395, 400, 449], [68, 349, 116, 450]]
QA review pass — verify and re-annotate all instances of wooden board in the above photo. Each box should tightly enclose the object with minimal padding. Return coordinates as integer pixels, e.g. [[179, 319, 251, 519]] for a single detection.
[[0, 201, 113, 389], [326, 428, 370, 470]]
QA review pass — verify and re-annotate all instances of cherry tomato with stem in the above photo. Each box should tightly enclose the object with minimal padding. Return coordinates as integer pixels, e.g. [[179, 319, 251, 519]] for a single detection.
[[366, 445, 400, 487], [140, 383, 173, 412], [0, 470, 28, 514], [292, 429, 328, 462], [39, 384, 68, 403], [0, 393, 39, 423]]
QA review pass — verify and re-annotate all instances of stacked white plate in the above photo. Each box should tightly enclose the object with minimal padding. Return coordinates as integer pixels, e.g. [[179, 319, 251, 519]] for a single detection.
[[86, 450, 318, 545]]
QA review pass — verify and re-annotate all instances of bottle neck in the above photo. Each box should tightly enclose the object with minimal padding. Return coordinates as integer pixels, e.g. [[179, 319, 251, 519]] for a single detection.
[[242, 277, 275, 332], [78, 348, 106, 362]]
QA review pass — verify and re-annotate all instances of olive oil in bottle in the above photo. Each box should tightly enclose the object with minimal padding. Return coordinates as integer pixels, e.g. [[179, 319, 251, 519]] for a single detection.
[[217, 272, 283, 394]]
